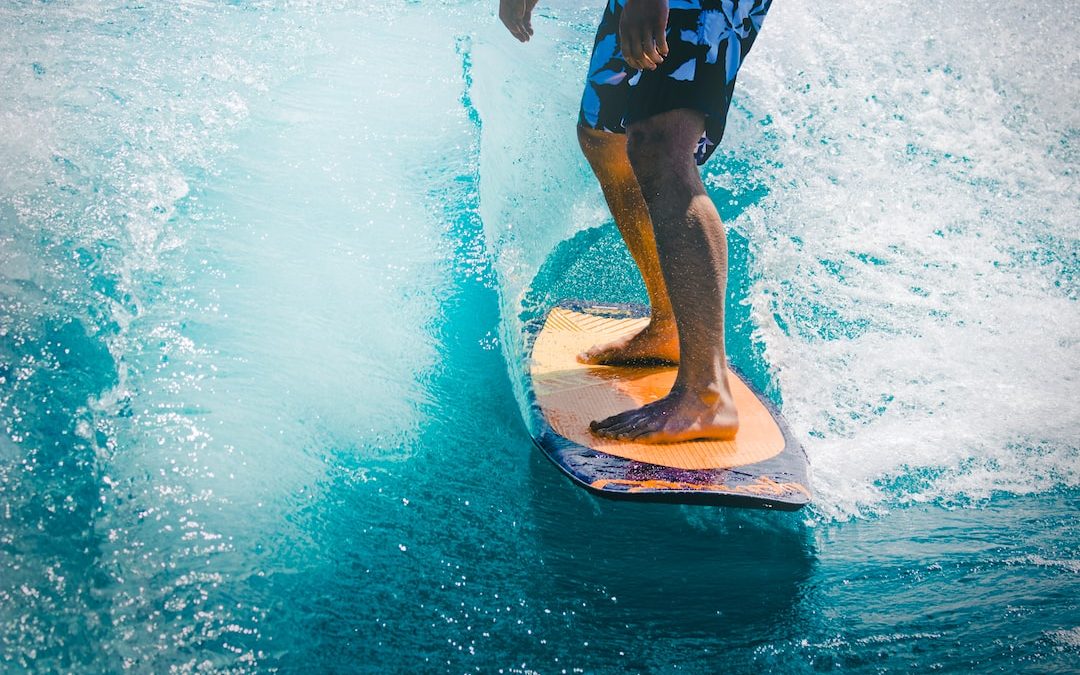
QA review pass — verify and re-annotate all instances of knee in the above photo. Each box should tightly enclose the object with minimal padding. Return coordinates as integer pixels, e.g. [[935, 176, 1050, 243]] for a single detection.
[[626, 126, 671, 193], [626, 110, 704, 190], [628, 132, 707, 204]]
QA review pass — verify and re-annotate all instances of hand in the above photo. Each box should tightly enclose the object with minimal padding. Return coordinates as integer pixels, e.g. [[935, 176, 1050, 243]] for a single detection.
[[619, 0, 669, 70], [500, 0, 539, 42]]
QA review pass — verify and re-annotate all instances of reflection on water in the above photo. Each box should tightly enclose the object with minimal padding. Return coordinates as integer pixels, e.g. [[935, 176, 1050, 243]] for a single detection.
[[527, 452, 814, 670]]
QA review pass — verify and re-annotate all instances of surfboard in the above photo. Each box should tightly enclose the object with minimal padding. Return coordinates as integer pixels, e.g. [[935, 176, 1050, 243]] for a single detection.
[[525, 301, 811, 510]]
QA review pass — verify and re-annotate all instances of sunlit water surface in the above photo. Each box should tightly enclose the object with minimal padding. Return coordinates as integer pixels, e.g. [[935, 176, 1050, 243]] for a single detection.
[[1, 0, 1077, 671]]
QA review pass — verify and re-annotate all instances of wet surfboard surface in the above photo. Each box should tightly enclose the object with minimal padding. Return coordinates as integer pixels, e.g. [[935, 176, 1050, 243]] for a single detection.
[[525, 301, 811, 510]]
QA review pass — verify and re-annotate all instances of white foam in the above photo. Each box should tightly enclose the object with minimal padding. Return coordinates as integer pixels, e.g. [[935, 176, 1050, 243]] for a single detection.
[[0, 3, 477, 667], [476, 0, 1079, 519], [725, 0, 1079, 518], [1049, 626, 1080, 649]]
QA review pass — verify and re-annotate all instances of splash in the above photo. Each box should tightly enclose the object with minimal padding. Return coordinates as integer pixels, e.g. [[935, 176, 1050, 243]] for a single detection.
[[0, 1, 477, 668], [472, 0, 1079, 519], [730, 0, 1079, 517]]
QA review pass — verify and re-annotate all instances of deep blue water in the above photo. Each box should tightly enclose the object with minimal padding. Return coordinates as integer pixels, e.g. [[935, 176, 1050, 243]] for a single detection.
[[1, 1, 1077, 672]]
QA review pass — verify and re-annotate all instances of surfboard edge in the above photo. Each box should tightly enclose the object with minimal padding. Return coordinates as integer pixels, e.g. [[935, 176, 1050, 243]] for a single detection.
[[523, 300, 812, 510]]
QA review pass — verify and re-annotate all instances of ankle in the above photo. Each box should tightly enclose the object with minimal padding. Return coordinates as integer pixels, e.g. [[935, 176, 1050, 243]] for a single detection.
[[674, 374, 734, 406]]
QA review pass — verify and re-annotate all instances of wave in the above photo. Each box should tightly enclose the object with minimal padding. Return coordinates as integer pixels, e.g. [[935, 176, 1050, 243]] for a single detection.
[[471, 0, 1080, 520], [0, 0, 1077, 668]]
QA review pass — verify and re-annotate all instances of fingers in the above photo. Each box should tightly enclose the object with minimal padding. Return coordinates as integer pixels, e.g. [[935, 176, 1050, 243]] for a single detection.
[[655, 23, 669, 58], [499, 1, 530, 42], [501, 19, 529, 42], [620, 22, 662, 71], [640, 28, 665, 69], [620, 24, 655, 71], [523, 0, 538, 37], [500, 17, 528, 42]]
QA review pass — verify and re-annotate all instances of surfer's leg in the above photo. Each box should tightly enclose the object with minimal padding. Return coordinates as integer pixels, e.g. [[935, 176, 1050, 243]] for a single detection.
[[576, 124, 678, 365], [575, 0, 677, 365], [591, 108, 738, 443]]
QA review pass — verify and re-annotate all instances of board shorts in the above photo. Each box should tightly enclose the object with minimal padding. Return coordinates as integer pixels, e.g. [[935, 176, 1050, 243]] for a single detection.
[[579, 0, 772, 165]]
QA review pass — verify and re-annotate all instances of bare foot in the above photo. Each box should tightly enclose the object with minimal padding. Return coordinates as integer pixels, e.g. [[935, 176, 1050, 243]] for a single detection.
[[589, 384, 739, 443], [577, 320, 679, 366]]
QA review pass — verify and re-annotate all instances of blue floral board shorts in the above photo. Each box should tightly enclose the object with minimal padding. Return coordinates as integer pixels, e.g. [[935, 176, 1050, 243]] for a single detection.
[[579, 0, 771, 165]]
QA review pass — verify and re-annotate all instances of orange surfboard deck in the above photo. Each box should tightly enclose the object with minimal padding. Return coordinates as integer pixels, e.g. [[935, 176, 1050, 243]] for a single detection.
[[526, 302, 810, 509]]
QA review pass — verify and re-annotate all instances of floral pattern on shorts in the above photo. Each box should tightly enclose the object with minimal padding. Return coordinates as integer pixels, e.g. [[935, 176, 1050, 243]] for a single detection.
[[579, 0, 772, 165]]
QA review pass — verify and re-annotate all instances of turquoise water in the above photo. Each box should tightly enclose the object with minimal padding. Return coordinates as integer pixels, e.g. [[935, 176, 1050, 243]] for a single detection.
[[1, 0, 1078, 671]]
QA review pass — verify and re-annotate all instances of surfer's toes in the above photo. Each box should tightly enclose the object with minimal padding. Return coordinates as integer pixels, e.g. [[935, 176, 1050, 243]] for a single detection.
[[590, 410, 641, 438], [590, 391, 739, 444], [576, 321, 679, 366], [589, 408, 645, 439]]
